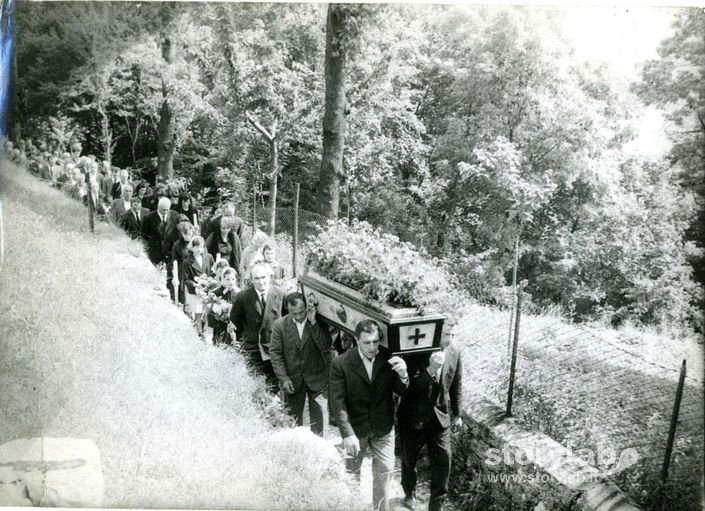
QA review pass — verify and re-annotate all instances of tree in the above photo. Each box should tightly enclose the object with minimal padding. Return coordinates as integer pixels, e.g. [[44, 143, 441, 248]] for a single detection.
[[318, 4, 349, 219], [634, 8, 705, 316]]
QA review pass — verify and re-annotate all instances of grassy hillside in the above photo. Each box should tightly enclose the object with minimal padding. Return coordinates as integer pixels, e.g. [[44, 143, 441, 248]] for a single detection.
[[0, 159, 364, 509]]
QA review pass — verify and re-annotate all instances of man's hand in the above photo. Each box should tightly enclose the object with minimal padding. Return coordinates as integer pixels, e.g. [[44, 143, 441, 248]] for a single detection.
[[342, 435, 360, 457], [388, 356, 408, 380], [281, 380, 295, 394], [227, 322, 236, 337], [451, 416, 463, 431], [306, 303, 317, 324], [428, 351, 445, 377]]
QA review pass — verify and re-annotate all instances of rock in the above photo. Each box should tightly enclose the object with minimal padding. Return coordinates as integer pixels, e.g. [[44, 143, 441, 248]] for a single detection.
[[0, 437, 104, 507]]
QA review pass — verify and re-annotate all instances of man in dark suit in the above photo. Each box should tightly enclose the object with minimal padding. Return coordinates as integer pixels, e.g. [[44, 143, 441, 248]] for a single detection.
[[230, 262, 285, 391], [121, 196, 149, 239], [270, 292, 332, 435], [202, 202, 244, 240], [111, 168, 134, 200], [141, 197, 179, 265], [329, 320, 409, 511], [397, 314, 463, 511]]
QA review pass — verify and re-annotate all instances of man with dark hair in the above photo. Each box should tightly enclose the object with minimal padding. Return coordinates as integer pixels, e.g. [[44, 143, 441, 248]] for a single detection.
[[329, 319, 409, 511], [270, 292, 332, 435], [121, 196, 149, 239], [397, 314, 463, 511]]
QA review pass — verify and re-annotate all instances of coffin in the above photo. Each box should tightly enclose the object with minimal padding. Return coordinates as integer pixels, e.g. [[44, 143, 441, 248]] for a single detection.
[[299, 271, 444, 355]]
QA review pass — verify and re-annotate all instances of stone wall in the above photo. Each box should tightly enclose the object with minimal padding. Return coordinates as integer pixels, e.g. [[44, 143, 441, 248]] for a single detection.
[[449, 399, 642, 511]]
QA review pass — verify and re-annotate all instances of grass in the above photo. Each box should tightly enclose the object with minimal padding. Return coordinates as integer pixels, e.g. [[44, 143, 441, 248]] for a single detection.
[[0, 159, 365, 509]]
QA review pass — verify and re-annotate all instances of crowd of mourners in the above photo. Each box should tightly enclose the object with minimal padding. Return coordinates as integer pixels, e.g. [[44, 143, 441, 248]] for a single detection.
[[4, 136, 465, 511], [2, 137, 288, 343]]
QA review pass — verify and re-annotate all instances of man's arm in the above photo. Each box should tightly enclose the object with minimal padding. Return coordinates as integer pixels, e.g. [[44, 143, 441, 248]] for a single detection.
[[230, 294, 245, 342], [449, 350, 463, 419], [269, 320, 291, 391], [329, 357, 354, 439], [310, 315, 333, 369]]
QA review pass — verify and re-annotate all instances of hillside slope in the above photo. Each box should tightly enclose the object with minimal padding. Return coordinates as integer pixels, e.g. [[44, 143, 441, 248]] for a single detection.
[[0, 160, 363, 509]]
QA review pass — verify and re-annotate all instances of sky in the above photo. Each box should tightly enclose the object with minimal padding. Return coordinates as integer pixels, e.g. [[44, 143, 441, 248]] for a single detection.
[[560, 5, 681, 157]]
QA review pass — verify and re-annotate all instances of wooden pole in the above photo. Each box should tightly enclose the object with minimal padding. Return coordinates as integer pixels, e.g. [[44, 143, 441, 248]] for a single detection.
[[506, 287, 523, 417], [293, 182, 300, 277], [251, 181, 257, 236], [507, 230, 521, 358], [660, 360, 687, 487], [85, 173, 94, 233]]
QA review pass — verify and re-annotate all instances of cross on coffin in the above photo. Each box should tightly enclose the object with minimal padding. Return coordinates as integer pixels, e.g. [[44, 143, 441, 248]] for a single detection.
[[408, 327, 426, 345]]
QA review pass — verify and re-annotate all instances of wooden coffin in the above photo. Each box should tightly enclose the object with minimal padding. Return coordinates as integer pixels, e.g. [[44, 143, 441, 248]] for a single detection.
[[299, 271, 444, 355]]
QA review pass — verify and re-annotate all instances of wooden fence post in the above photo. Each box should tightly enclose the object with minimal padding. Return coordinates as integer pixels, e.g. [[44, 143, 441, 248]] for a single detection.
[[293, 182, 299, 278], [506, 286, 523, 417]]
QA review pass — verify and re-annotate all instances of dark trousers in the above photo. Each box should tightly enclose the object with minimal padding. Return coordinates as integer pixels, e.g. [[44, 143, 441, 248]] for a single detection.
[[284, 384, 326, 435], [400, 420, 451, 511], [242, 350, 278, 393]]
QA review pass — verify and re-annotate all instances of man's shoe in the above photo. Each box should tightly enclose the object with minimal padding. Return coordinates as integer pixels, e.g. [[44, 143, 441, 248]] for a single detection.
[[402, 494, 416, 510]]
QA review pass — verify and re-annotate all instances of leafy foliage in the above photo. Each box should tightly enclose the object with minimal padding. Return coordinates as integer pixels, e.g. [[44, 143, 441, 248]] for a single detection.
[[12, 3, 701, 331], [304, 219, 471, 314]]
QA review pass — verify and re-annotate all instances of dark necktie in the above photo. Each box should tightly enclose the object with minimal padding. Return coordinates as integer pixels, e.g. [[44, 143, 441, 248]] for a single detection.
[[259, 293, 266, 310]]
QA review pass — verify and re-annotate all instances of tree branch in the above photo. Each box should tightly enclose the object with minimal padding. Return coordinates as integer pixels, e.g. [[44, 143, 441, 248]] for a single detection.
[[245, 111, 275, 142]]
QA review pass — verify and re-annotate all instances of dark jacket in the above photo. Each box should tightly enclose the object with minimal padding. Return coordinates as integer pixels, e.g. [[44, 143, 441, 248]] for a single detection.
[[205, 231, 242, 275], [120, 207, 149, 239], [329, 346, 408, 439], [140, 210, 179, 265], [183, 253, 215, 294], [270, 314, 332, 393], [397, 344, 463, 431], [229, 286, 285, 355]]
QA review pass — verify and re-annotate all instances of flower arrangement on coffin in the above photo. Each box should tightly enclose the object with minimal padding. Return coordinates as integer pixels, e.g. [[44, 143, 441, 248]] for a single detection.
[[304, 219, 461, 314]]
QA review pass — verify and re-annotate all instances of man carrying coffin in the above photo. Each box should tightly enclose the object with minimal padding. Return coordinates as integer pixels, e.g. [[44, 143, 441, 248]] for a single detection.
[[397, 313, 463, 511], [329, 319, 409, 511], [270, 292, 332, 435]]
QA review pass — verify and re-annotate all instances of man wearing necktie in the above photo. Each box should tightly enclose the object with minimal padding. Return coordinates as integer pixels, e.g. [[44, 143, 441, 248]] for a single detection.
[[270, 293, 333, 435], [397, 314, 463, 511], [141, 197, 177, 265], [121, 196, 149, 240], [230, 262, 285, 391]]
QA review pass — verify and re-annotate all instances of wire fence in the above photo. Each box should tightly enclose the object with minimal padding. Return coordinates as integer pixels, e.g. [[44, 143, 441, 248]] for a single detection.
[[456, 299, 704, 511]]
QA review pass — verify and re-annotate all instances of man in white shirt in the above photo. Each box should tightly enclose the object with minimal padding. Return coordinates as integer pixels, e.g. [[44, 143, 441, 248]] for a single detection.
[[329, 320, 409, 511], [270, 293, 333, 435], [109, 184, 133, 225]]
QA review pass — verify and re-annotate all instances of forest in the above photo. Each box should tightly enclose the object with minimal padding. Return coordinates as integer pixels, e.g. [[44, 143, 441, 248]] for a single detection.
[[10, 2, 704, 334]]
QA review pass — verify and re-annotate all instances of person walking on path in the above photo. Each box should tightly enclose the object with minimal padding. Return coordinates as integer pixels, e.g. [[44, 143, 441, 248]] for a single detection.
[[270, 292, 332, 435], [397, 314, 463, 511], [329, 319, 409, 511], [230, 262, 285, 391]]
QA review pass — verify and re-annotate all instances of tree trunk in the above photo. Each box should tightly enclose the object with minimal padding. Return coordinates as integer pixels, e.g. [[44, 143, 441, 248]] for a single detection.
[[98, 101, 112, 164], [268, 139, 278, 237], [318, 4, 347, 220], [157, 32, 175, 181]]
